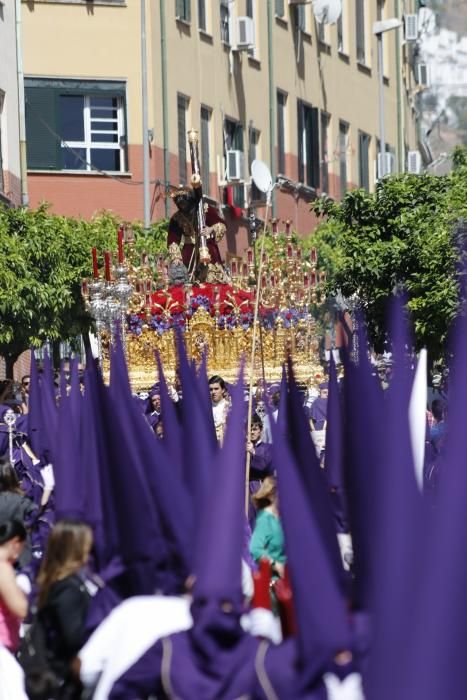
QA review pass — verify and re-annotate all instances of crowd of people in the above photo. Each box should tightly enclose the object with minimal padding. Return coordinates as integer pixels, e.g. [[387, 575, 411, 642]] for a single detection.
[[0, 303, 456, 699]]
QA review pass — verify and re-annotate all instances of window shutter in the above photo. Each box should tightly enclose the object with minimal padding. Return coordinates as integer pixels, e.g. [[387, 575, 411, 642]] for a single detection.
[[232, 123, 244, 152], [176, 0, 184, 18], [198, 0, 206, 30], [275, 0, 284, 17], [358, 132, 370, 190], [356, 0, 365, 62], [297, 5, 306, 31], [277, 94, 285, 175], [311, 107, 320, 189], [200, 107, 210, 196], [297, 100, 304, 183], [25, 87, 61, 170]]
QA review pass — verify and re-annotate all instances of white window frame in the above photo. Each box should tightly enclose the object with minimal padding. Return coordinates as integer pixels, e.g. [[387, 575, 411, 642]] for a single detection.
[[60, 95, 126, 172]]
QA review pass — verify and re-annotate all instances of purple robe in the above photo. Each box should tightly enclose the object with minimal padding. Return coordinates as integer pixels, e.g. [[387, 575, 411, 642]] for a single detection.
[[309, 397, 328, 430], [109, 617, 260, 700], [248, 441, 273, 527], [252, 639, 328, 699], [249, 441, 273, 481]]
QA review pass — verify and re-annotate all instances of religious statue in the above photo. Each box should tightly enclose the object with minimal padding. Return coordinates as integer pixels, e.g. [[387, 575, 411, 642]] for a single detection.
[[167, 242, 189, 287], [167, 128, 228, 283]]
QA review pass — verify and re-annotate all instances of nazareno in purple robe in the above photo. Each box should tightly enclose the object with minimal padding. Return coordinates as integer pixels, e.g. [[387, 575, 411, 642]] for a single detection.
[[309, 397, 328, 430], [110, 367, 262, 700]]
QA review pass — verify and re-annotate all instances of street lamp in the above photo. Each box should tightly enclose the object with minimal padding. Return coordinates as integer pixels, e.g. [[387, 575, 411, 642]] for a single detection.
[[373, 18, 403, 178]]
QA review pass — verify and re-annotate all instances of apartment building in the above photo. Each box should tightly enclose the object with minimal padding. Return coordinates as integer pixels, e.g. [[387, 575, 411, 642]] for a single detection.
[[21, 0, 419, 254], [0, 1, 22, 207]]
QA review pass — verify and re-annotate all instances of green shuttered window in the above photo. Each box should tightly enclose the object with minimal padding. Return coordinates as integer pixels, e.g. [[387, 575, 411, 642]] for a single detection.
[[297, 100, 320, 189], [25, 78, 126, 172]]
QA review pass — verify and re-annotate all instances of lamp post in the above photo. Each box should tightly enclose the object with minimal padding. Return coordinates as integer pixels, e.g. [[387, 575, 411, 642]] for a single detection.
[[373, 19, 403, 178]]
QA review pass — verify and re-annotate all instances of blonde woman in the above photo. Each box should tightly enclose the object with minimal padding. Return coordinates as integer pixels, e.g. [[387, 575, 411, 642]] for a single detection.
[[249, 477, 286, 578]]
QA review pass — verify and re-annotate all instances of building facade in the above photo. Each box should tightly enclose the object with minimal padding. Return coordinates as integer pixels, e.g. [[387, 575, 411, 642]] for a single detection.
[[21, 0, 419, 254], [0, 1, 22, 207]]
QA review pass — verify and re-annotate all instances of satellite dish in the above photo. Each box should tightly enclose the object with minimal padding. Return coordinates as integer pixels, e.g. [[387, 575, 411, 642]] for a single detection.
[[251, 160, 273, 194], [312, 0, 342, 25]]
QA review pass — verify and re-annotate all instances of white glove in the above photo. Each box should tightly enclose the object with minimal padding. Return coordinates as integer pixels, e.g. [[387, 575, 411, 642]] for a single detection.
[[16, 573, 32, 595], [168, 384, 179, 402], [337, 533, 354, 572], [40, 463, 55, 490], [246, 608, 282, 644], [323, 673, 365, 700]]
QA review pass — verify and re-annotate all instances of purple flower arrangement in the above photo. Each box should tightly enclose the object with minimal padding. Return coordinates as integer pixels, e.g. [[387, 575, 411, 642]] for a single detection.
[[128, 314, 144, 336], [127, 305, 306, 335]]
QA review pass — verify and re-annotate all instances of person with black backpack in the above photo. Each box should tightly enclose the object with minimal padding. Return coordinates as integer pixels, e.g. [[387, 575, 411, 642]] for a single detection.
[[20, 519, 94, 700]]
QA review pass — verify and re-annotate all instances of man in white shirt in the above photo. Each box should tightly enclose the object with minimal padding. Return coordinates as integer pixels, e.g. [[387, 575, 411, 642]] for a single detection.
[[209, 375, 228, 441]]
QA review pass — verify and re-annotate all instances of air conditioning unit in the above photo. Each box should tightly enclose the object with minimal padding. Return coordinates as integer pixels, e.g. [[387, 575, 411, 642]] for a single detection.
[[407, 150, 422, 174], [417, 62, 431, 87], [404, 14, 418, 41], [376, 152, 394, 179], [226, 150, 245, 181], [235, 16, 255, 49]]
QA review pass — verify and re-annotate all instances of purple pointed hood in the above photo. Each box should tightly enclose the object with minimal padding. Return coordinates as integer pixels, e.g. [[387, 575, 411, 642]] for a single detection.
[[388, 307, 467, 700], [80, 356, 110, 571], [342, 318, 384, 611], [42, 350, 55, 400], [325, 355, 344, 490], [286, 359, 344, 589], [108, 333, 193, 594], [364, 298, 424, 698], [192, 364, 246, 604], [53, 367, 85, 520], [69, 356, 81, 424], [27, 352, 43, 459], [175, 331, 217, 516], [155, 352, 183, 481], [324, 355, 350, 534], [270, 395, 352, 692], [163, 366, 260, 700]]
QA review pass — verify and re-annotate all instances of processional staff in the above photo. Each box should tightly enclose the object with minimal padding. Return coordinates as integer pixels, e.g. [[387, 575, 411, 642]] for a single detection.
[[4, 409, 16, 465], [187, 128, 211, 270]]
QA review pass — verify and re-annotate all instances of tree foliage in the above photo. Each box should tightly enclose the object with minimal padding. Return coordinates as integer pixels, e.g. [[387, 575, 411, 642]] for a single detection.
[[309, 148, 467, 361], [0, 204, 168, 371]]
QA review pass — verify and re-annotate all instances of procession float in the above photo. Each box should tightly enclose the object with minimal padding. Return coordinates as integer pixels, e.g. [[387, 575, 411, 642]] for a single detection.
[[82, 129, 327, 389]]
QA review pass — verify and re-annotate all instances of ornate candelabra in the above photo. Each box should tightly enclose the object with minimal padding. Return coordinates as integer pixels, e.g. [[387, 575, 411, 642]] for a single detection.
[[83, 228, 134, 365]]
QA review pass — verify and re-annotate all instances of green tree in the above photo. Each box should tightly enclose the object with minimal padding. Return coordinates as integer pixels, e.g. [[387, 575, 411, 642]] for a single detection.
[[309, 150, 467, 361], [0, 204, 168, 376]]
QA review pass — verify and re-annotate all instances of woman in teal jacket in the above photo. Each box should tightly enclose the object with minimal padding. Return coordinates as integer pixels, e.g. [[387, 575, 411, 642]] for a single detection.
[[249, 476, 286, 578]]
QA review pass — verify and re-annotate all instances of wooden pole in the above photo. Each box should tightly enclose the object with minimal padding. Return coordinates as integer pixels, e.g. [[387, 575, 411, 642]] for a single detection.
[[245, 204, 270, 515]]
